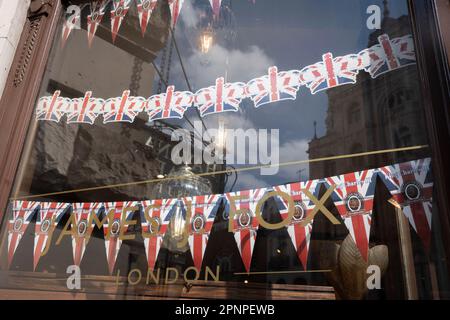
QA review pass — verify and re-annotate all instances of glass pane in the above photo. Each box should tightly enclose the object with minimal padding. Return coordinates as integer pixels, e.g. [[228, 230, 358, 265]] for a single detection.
[[0, 0, 448, 300]]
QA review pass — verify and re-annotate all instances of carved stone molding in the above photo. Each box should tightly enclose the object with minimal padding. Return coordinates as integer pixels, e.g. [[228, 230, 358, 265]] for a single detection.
[[29, 0, 54, 18], [13, 17, 42, 87]]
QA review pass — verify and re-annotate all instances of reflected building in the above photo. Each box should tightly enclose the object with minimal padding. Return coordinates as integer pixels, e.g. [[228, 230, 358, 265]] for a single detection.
[[308, 5, 429, 179]]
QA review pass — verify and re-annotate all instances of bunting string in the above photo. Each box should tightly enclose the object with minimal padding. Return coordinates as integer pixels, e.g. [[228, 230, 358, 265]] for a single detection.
[[40, 32, 415, 125], [5, 158, 434, 272]]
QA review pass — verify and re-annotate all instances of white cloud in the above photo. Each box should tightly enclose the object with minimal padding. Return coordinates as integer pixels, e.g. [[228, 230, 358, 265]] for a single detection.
[[277, 139, 310, 181]]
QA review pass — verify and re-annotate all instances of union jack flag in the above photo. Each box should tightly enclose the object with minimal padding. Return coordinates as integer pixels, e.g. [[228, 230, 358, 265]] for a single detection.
[[194, 77, 246, 117], [110, 0, 132, 43], [103, 90, 146, 123], [246, 67, 302, 108], [62, 8, 80, 48], [182, 194, 223, 270], [87, 1, 107, 47], [146, 86, 193, 121], [7, 201, 39, 268], [224, 188, 267, 273], [103, 201, 139, 274], [36, 91, 71, 123], [168, 0, 185, 29], [272, 180, 320, 270], [140, 198, 178, 270], [33, 202, 69, 271], [209, 0, 223, 20], [324, 170, 377, 261], [136, 0, 157, 37], [359, 34, 416, 79], [300, 53, 363, 95], [66, 91, 104, 124], [71, 202, 103, 266], [378, 158, 433, 251]]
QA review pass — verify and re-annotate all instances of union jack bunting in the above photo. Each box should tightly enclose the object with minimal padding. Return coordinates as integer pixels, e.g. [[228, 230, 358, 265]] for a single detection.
[[209, 0, 223, 20], [378, 158, 433, 251], [224, 188, 267, 272], [103, 202, 139, 274], [182, 195, 223, 269], [168, 0, 185, 29], [300, 53, 362, 95], [110, 0, 132, 43], [194, 78, 247, 117], [87, 1, 107, 47], [146, 86, 193, 121], [359, 34, 416, 79], [62, 8, 80, 48], [246, 67, 302, 108], [7, 201, 39, 268], [272, 180, 320, 270], [103, 90, 146, 123], [33, 202, 69, 270], [140, 198, 179, 269], [324, 170, 377, 261], [71, 202, 103, 266], [36, 91, 71, 123], [136, 0, 158, 36], [66, 91, 105, 124]]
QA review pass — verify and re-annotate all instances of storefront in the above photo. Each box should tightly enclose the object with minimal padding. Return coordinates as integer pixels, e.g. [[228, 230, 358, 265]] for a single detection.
[[0, 0, 449, 300]]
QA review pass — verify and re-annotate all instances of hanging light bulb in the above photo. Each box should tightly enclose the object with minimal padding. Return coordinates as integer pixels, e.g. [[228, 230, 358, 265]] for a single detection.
[[171, 200, 186, 241], [199, 27, 214, 54]]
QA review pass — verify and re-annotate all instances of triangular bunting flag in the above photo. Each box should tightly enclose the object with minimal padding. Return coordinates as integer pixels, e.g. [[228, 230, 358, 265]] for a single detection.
[[61, 7, 80, 48], [7, 201, 39, 268], [224, 188, 267, 273], [110, 0, 132, 43], [168, 0, 185, 29], [71, 202, 103, 266], [87, 1, 107, 47], [136, 0, 158, 37], [209, 0, 222, 20], [273, 180, 320, 270], [325, 170, 377, 261], [378, 158, 433, 251], [140, 198, 178, 270], [103, 201, 139, 274], [182, 194, 222, 270], [33, 202, 69, 270]]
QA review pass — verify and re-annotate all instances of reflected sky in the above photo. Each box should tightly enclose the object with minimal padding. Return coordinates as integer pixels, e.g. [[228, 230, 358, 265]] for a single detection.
[[152, 0, 411, 190]]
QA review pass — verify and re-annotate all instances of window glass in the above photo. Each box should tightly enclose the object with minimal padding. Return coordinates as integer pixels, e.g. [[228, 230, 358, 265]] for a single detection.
[[0, 0, 448, 300]]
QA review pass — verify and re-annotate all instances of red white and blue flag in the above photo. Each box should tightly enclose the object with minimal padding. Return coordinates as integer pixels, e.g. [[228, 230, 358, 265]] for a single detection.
[[378, 158, 433, 251], [103, 90, 146, 123], [146, 85, 193, 121], [168, 0, 185, 29], [66, 91, 105, 124], [136, 0, 158, 36], [359, 34, 416, 79], [110, 0, 132, 43], [71, 202, 103, 266], [194, 77, 247, 117], [36, 91, 71, 123], [140, 198, 178, 270], [87, 1, 107, 47], [33, 202, 69, 270], [300, 53, 363, 95], [7, 201, 39, 268], [182, 194, 223, 269], [324, 170, 377, 261], [246, 67, 302, 108], [224, 188, 267, 273], [103, 201, 139, 274], [62, 7, 80, 48], [273, 180, 320, 270], [209, 0, 223, 20]]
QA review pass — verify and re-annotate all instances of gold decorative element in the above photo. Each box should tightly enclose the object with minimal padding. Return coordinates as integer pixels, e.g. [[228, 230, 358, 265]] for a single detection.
[[320, 235, 389, 300]]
